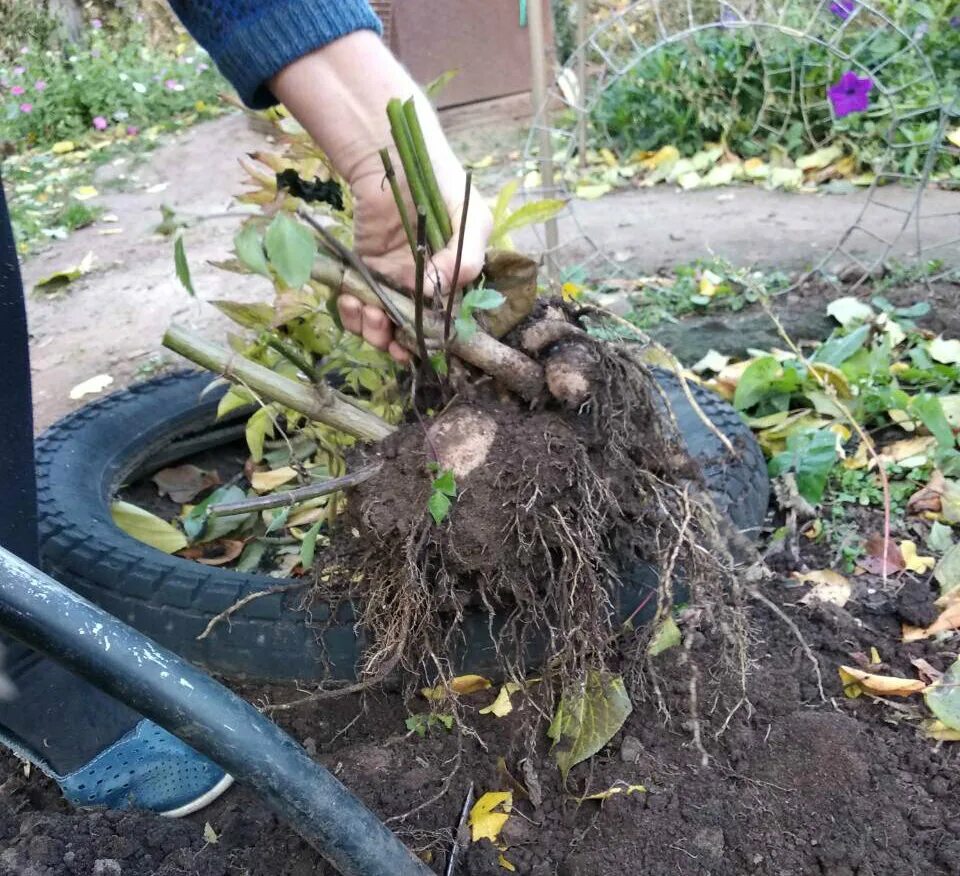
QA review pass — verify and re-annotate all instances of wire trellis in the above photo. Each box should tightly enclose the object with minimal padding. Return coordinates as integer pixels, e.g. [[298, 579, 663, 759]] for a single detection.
[[524, 0, 959, 288]]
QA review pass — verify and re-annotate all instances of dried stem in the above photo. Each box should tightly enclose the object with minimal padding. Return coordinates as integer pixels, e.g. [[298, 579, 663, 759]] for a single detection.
[[208, 463, 384, 518], [413, 208, 430, 367], [444, 170, 472, 345], [378, 147, 416, 253], [163, 326, 395, 441]]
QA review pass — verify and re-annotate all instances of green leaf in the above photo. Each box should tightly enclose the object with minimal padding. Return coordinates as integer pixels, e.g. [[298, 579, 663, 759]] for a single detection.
[[911, 395, 956, 450], [925, 656, 960, 733], [429, 351, 448, 376], [111, 501, 187, 554], [182, 485, 249, 543], [174, 234, 195, 296], [493, 199, 566, 244], [217, 386, 255, 419], [733, 356, 780, 411], [428, 491, 452, 525], [299, 519, 324, 568], [770, 429, 838, 505], [935, 542, 960, 598], [265, 505, 291, 535], [491, 180, 519, 241], [236, 540, 268, 573], [813, 325, 870, 367], [462, 287, 506, 313], [547, 671, 632, 781], [432, 469, 457, 497], [928, 521, 954, 554], [210, 300, 275, 331], [455, 315, 477, 341], [647, 616, 681, 656], [234, 225, 271, 278], [245, 406, 274, 462], [264, 213, 317, 289], [424, 68, 459, 100]]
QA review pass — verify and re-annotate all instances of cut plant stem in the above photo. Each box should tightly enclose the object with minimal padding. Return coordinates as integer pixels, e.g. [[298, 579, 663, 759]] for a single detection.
[[444, 170, 472, 344], [311, 254, 545, 401], [207, 463, 384, 517], [402, 98, 452, 242], [386, 98, 444, 252], [378, 148, 416, 252], [163, 325, 395, 441], [413, 208, 430, 366], [265, 337, 319, 383], [296, 207, 407, 328]]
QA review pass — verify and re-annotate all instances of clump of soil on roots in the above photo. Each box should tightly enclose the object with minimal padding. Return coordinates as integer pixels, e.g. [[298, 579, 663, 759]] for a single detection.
[[312, 304, 749, 728]]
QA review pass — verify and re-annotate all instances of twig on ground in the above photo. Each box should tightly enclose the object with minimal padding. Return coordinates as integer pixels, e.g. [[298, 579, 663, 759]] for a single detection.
[[748, 585, 827, 702], [207, 463, 383, 517], [196, 581, 308, 641], [444, 780, 475, 876]]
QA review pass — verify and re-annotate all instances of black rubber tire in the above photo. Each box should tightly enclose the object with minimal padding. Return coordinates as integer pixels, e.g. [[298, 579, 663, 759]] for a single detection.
[[37, 370, 768, 682]]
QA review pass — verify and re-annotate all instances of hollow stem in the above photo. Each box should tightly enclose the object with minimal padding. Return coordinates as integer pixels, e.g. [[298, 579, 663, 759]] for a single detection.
[[163, 326, 395, 442], [402, 98, 452, 243]]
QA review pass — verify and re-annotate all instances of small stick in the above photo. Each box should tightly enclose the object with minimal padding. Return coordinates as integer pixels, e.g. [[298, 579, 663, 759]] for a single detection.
[[296, 207, 407, 328], [402, 97, 453, 242], [208, 463, 384, 517], [444, 170, 472, 345], [386, 98, 444, 252], [378, 147, 417, 253], [413, 208, 430, 367], [196, 581, 308, 641], [443, 779, 473, 876]]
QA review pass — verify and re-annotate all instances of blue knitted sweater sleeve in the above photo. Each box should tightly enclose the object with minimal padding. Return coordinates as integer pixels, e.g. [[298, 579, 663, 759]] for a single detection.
[[169, 0, 382, 109]]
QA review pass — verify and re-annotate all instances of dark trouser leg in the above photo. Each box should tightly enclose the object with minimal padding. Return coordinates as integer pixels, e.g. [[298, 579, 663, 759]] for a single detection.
[[0, 176, 140, 774]]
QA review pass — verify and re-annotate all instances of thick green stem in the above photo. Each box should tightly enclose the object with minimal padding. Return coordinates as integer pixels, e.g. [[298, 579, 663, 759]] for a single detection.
[[402, 98, 452, 243], [163, 325, 395, 442], [386, 98, 444, 252], [378, 148, 416, 254]]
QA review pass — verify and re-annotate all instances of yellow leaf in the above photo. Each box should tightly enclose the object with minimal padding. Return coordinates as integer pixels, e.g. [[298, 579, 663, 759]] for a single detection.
[[581, 781, 646, 801], [677, 171, 702, 190], [561, 282, 584, 302], [51, 140, 75, 154], [902, 600, 960, 642], [838, 666, 927, 698], [575, 182, 611, 200], [929, 337, 960, 365], [72, 185, 99, 201], [469, 791, 512, 843], [203, 822, 219, 844], [422, 674, 493, 701], [250, 466, 298, 493], [870, 647, 881, 665], [467, 154, 495, 169], [808, 362, 852, 399], [691, 350, 730, 374], [111, 501, 188, 554], [743, 157, 770, 180], [797, 145, 843, 171], [69, 373, 113, 399], [948, 128, 960, 149], [925, 719, 960, 741], [498, 854, 516, 872], [480, 681, 523, 717], [598, 147, 618, 167], [288, 506, 326, 528], [639, 145, 679, 170], [794, 570, 851, 607], [900, 541, 936, 574], [877, 436, 936, 468]]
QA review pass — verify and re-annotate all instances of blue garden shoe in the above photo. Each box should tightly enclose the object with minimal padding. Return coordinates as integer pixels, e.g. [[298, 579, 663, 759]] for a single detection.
[[55, 720, 233, 817]]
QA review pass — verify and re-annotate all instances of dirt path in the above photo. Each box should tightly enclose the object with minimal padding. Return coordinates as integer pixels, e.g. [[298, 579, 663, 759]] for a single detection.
[[21, 108, 959, 430]]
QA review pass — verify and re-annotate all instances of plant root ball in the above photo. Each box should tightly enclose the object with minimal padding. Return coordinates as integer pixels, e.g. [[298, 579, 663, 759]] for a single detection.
[[544, 341, 600, 407], [426, 407, 498, 479]]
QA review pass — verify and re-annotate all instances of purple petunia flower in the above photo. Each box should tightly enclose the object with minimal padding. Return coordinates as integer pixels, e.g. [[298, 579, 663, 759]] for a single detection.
[[830, 0, 856, 20], [126, 125, 139, 136], [951, 16, 960, 28], [10, 84, 25, 96], [19, 103, 32, 113], [164, 78, 184, 91], [91, 18, 102, 29], [92, 115, 108, 130], [34, 80, 46, 92], [828, 71, 873, 118], [12, 66, 25, 76]]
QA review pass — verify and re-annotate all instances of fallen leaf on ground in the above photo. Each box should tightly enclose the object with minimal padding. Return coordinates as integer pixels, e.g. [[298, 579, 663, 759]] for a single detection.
[[647, 616, 681, 655], [203, 822, 218, 844], [111, 501, 187, 554], [179, 539, 245, 567], [51, 140, 75, 154], [71, 185, 99, 200], [34, 251, 95, 293], [924, 719, 960, 741], [794, 570, 851, 607], [422, 674, 492, 701], [908, 471, 947, 514], [928, 521, 954, 554], [935, 543, 960, 599], [575, 182, 611, 200], [251, 466, 299, 493], [910, 658, 943, 685], [838, 665, 927, 698], [902, 600, 960, 642], [929, 337, 960, 365], [480, 682, 523, 717], [942, 480, 960, 524], [900, 541, 936, 574], [469, 791, 512, 843], [152, 464, 220, 503], [691, 350, 730, 374], [580, 781, 647, 802], [878, 436, 936, 468], [924, 656, 960, 735], [860, 535, 904, 576], [498, 854, 516, 871], [69, 373, 113, 400], [827, 297, 874, 327]]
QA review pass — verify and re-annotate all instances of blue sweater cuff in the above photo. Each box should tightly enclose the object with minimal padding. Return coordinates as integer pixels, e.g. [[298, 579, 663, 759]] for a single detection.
[[204, 1, 383, 109]]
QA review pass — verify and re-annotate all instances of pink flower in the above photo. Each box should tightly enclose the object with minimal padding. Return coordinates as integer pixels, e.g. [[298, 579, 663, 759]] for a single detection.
[[10, 85, 25, 96], [197, 63, 209, 73], [92, 115, 108, 130], [34, 80, 47, 92], [126, 125, 139, 136], [91, 18, 102, 29], [164, 78, 184, 92], [13, 66, 25, 76], [19, 103, 32, 113]]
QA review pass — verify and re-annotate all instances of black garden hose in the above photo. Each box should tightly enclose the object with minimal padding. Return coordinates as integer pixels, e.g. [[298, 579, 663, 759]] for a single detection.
[[0, 546, 431, 876]]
